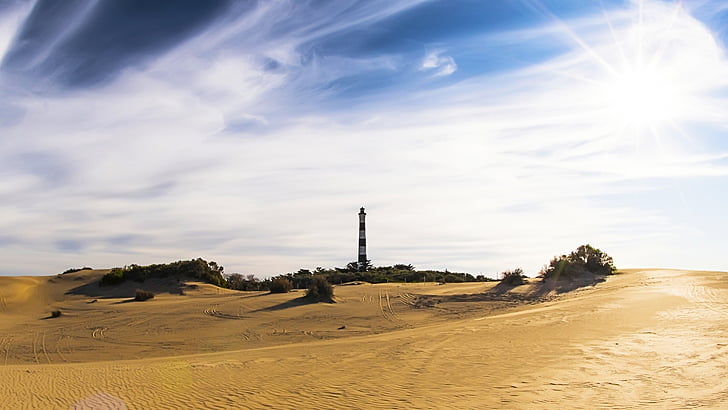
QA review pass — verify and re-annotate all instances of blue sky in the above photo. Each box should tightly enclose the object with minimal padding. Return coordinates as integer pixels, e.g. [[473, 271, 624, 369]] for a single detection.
[[1, 0, 727, 277]]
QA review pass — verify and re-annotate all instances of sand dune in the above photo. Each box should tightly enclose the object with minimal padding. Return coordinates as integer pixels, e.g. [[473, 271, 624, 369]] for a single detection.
[[1, 269, 727, 408]]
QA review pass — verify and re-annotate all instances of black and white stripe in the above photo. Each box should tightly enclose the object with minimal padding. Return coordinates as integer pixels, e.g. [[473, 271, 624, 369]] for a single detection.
[[358, 207, 367, 270]]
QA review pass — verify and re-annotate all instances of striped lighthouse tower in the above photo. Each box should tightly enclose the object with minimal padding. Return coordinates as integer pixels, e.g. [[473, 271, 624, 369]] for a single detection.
[[358, 207, 367, 271]]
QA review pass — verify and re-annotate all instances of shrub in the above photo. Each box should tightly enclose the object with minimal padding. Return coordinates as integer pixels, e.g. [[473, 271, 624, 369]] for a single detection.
[[305, 275, 334, 301], [100, 268, 125, 286], [269, 277, 292, 293], [50, 310, 62, 318], [500, 268, 526, 286], [135, 289, 155, 301], [540, 244, 616, 280], [443, 274, 465, 283]]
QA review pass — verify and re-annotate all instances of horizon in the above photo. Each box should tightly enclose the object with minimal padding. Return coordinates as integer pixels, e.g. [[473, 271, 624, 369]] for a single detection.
[[1, 0, 727, 277]]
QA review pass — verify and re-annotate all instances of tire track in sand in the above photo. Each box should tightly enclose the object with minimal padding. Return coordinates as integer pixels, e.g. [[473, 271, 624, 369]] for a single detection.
[[203, 305, 246, 320], [32, 333, 40, 364], [41, 331, 51, 364], [689, 282, 728, 319], [379, 289, 408, 327], [55, 336, 69, 363], [91, 327, 108, 339], [398, 292, 417, 307], [0, 337, 12, 365]]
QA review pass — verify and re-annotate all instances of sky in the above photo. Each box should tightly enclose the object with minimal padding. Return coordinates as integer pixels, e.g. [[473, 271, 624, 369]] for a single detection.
[[1, 0, 727, 277]]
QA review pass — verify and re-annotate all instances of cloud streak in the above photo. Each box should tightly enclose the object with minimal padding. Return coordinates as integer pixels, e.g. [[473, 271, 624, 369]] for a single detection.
[[0, 0, 727, 277]]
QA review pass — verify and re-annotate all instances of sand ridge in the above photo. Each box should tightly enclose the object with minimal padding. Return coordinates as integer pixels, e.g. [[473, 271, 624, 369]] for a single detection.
[[1, 269, 727, 408]]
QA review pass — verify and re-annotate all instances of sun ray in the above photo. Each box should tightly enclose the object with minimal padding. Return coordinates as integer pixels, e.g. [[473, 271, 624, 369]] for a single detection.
[[521, 0, 619, 76], [643, 2, 684, 73], [599, 0, 629, 70]]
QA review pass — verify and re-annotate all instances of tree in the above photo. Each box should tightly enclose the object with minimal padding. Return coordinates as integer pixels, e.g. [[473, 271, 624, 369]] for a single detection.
[[208, 261, 224, 275], [226, 273, 245, 290]]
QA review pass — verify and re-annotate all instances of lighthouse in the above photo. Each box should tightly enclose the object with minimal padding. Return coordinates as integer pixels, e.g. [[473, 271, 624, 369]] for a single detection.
[[358, 207, 367, 271]]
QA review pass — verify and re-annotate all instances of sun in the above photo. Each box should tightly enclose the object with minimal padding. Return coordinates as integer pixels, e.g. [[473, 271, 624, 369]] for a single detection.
[[582, 0, 713, 136], [602, 64, 679, 127]]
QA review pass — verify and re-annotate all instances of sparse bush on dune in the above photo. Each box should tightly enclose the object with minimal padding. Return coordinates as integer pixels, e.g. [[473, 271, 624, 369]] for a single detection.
[[500, 268, 526, 286], [269, 277, 292, 294], [305, 275, 334, 302], [101, 268, 125, 286], [62, 267, 93, 274], [539, 244, 616, 281], [50, 310, 62, 318], [135, 289, 155, 301]]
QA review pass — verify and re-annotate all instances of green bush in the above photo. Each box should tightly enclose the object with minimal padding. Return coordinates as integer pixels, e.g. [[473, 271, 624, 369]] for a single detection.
[[135, 289, 155, 301], [269, 277, 292, 293], [101, 259, 227, 288], [500, 268, 526, 286], [305, 275, 334, 301], [100, 268, 125, 286], [540, 244, 616, 280], [50, 310, 62, 318], [443, 274, 465, 283]]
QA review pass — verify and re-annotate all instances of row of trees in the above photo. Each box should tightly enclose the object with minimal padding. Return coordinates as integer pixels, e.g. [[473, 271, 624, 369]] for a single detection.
[[99, 245, 616, 294], [223, 262, 497, 292], [100, 258, 496, 293]]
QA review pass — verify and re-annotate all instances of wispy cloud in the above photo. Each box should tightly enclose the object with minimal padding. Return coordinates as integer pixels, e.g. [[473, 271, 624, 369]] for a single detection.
[[0, 0, 727, 276], [420, 49, 457, 76]]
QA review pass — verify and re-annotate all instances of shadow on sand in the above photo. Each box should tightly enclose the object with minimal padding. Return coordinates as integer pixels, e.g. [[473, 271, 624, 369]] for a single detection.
[[111, 298, 138, 305], [65, 278, 185, 299], [255, 296, 335, 312], [431, 274, 609, 306]]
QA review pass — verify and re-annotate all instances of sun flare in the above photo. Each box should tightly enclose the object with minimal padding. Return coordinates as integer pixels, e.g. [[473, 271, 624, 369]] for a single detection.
[[603, 64, 678, 127]]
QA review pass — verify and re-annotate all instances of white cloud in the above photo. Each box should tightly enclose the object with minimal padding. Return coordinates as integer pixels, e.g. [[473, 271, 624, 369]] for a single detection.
[[1, 0, 727, 276], [420, 49, 457, 76]]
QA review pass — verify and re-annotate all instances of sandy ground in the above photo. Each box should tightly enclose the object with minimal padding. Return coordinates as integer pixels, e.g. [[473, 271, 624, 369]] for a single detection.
[[0, 268, 727, 409]]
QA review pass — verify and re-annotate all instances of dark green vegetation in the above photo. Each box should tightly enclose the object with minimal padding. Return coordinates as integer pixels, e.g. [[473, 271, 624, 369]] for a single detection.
[[268, 277, 293, 294], [500, 268, 526, 286], [96, 245, 614, 295], [282, 264, 492, 288], [225, 264, 495, 292], [134, 289, 155, 301], [101, 258, 226, 287], [305, 275, 334, 302], [99, 258, 497, 293], [50, 310, 62, 318], [62, 267, 93, 274], [225, 273, 261, 291], [539, 244, 617, 280]]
